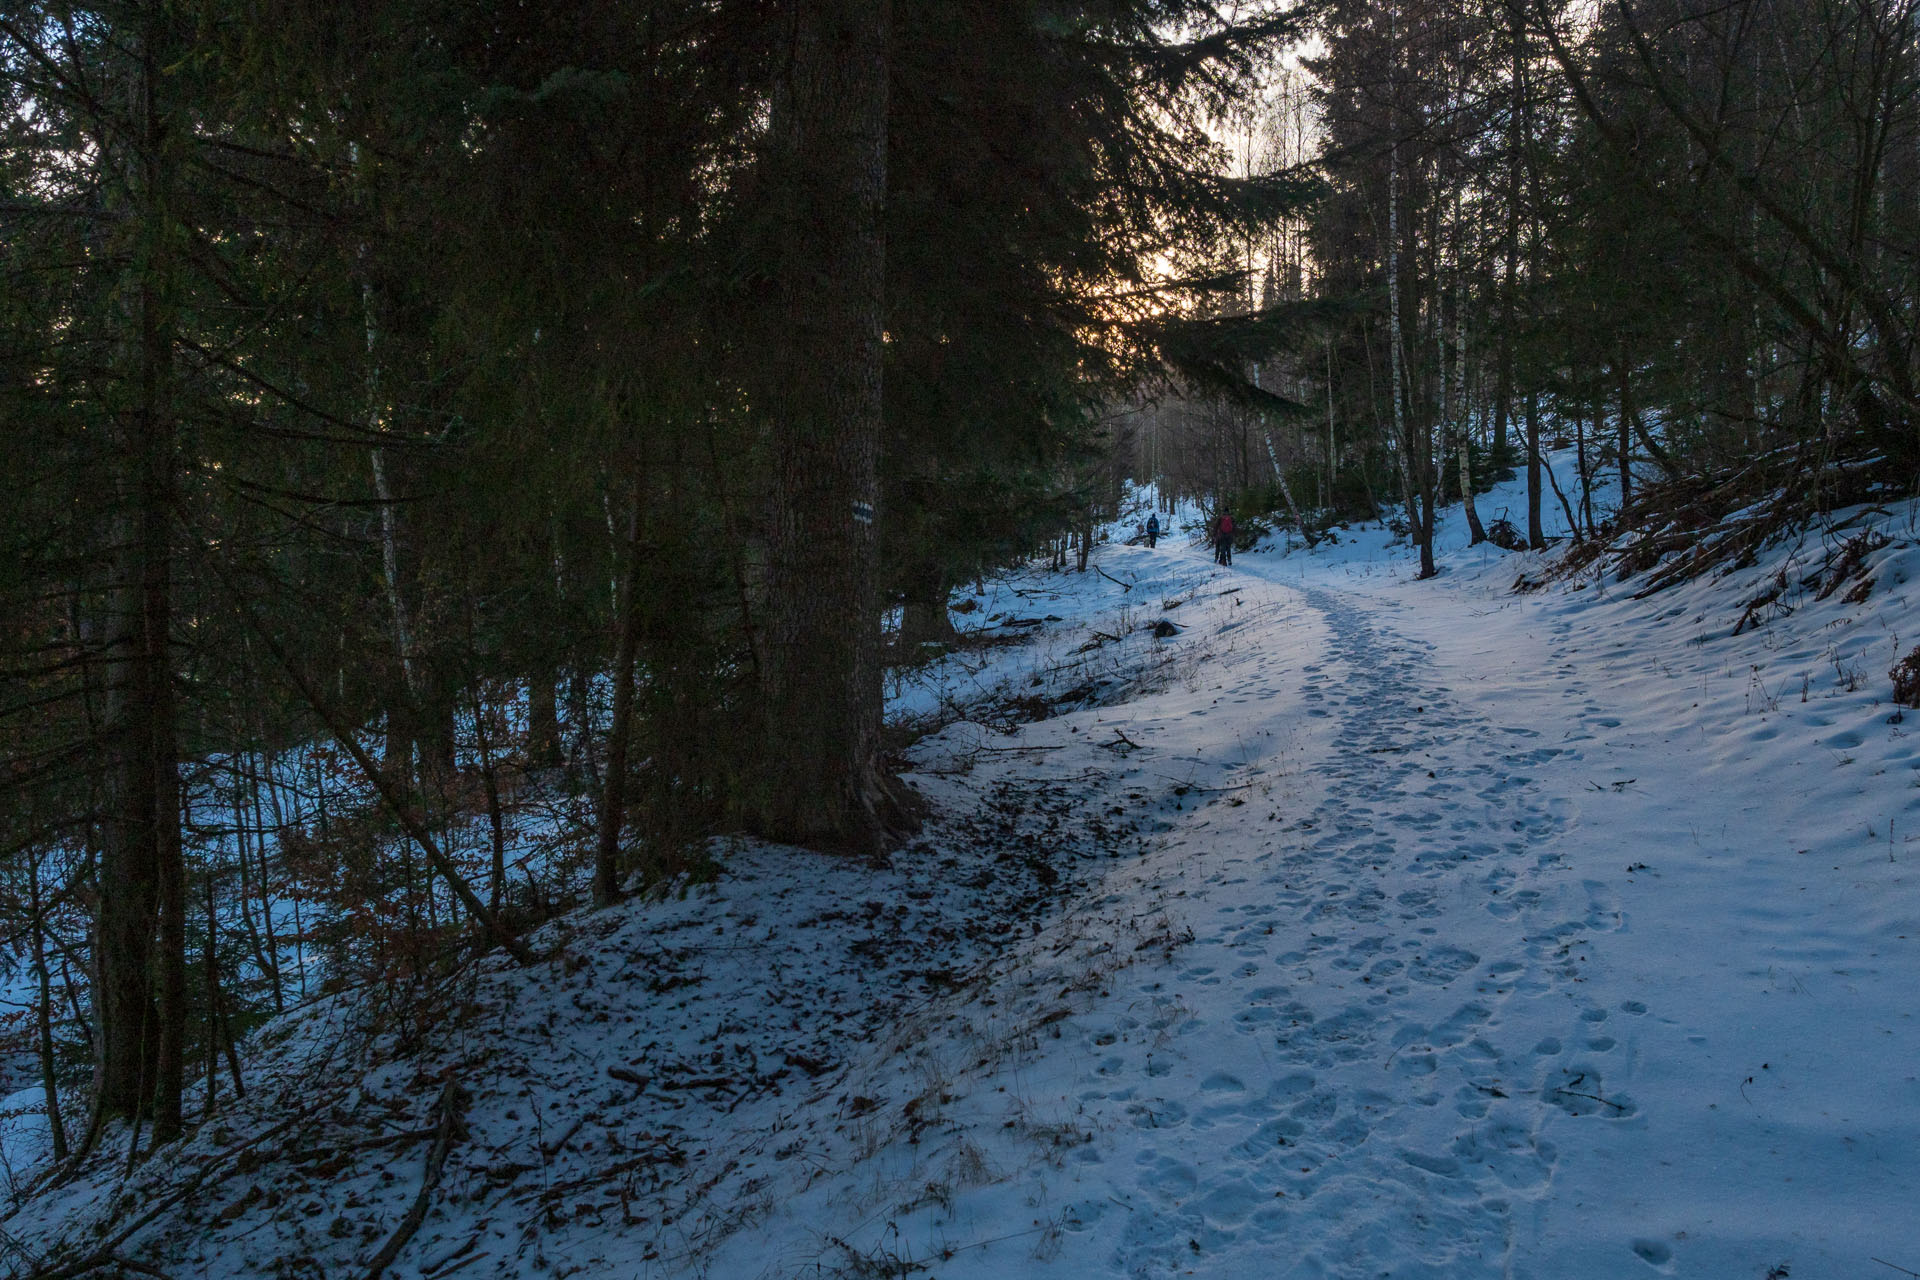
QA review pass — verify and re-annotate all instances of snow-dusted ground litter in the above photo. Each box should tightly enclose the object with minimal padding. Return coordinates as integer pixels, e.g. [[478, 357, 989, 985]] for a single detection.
[[8, 461, 1920, 1279]]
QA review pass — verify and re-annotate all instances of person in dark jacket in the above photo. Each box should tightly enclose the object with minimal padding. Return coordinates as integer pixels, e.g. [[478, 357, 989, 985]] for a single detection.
[[1145, 512, 1159, 548], [1214, 510, 1235, 565]]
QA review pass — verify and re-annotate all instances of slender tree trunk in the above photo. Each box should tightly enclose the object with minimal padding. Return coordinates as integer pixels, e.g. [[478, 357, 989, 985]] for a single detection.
[[227, 585, 535, 963], [1385, 18, 1436, 582], [1514, 4, 1548, 552], [1455, 211, 1486, 545], [1325, 340, 1338, 497], [1263, 426, 1317, 545], [1416, 444, 1438, 579], [247, 752, 284, 1013], [369, 451, 413, 695], [470, 681, 508, 914], [1494, 169, 1519, 465], [203, 866, 245, 1101], [227, 775, 275, 999], [527, 673, 561, 769], [1575, 389, 1595, 536], [28, 854, 68, 1160], [1526, 390, 1546, 548], [1537, 424, 1582, 540], [362, 248, 419, 790], [753, 0, 917, 853], [202, 868, 219, 1118], [1388, 129, 1426, 575], [1615, 339, 1634, 506], [593, 485, 642, 906], [256, 748, 306, 999]]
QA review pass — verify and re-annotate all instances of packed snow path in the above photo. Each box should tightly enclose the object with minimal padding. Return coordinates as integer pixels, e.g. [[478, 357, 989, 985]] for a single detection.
[[1080, 572, 1616, 1279], [850, 519, 1919, 1280]]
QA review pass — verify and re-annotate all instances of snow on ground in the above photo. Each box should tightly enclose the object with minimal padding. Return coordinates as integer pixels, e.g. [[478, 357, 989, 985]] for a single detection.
[[8, 459, 1920, 1280]]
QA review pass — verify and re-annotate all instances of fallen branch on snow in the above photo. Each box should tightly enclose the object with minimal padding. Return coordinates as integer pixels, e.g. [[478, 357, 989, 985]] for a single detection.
[[360, 1080, 464, 1280]]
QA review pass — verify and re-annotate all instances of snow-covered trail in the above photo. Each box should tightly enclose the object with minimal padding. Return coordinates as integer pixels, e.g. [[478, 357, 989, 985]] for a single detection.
[[1033, 527, 1919, 1280], [1022, 547, 1624, 1279], [699, 515, 1920, 1280]]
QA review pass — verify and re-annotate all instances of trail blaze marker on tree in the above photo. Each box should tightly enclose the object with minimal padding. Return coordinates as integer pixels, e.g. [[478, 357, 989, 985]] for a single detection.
[[852, 500, 875, 525]]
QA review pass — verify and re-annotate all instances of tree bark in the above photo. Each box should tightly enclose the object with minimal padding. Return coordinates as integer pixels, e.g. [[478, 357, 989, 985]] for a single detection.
[[1388, 123, 1418, 569], [753, 0, 918, 853], [246, 750, 284, 1013], [526, 671, 561, 768], [1526, 390, 1546, 549], [1455, 211, 1486, 546], [95, 16, 186, 1139], [593, 486, 643, 906], [1615, 339, 1634, 506], [28, 853, 68, 1160]]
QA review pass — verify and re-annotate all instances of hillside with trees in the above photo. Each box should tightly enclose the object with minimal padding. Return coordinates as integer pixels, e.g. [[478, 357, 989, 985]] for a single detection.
[[2, 0, 1917, 1276]]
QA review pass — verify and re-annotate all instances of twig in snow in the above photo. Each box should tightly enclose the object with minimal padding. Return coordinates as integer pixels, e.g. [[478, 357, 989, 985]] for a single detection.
[[540, 1117, 588, 1162], [1153, 773, 1257, 792], [360, 1080, 463, 1280], [423, 1253, 484, 1279], [1873, 1261, 1920, 1279], [1552, 1088, 1628, 1112], [1094, 565, 1133, 591], [109, 1258, 177, 1279], [530, 1147, 688, 1203], [420, 1235, 481, 1278]]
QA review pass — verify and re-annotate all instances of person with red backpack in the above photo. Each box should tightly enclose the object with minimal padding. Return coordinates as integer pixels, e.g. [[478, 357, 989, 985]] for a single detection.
[[1214, 510, 1235, 565]]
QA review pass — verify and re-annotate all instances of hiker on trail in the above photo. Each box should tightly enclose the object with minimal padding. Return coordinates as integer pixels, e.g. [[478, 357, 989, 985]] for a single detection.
[[1214, 510, 1235, 565], [1145, 512, 1159, 548]]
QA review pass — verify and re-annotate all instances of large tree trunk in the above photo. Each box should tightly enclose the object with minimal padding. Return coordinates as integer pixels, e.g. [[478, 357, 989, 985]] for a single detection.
[[1388, 132, 1413, 552], [1387, 119, 1436, 581], [1513, 6, 1547, 553], [753, 0, 917, 853], [95, 16, 186, 1142]]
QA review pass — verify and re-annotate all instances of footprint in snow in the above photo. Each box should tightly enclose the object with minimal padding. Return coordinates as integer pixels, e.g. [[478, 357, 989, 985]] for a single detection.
[[1409, 945, 1480, 984]]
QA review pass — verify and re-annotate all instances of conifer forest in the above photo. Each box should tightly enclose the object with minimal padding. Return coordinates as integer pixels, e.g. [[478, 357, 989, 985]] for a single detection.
[[1, 1, 1917, 1277]]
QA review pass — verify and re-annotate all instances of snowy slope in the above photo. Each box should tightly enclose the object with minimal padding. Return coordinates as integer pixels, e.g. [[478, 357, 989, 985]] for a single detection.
[[8, 462, 1920, 1280]]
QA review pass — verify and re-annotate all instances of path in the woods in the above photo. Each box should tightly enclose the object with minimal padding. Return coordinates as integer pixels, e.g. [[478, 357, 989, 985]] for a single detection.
[[697, 523, 1920, 1280], [1028, 550, 1645, 1280]]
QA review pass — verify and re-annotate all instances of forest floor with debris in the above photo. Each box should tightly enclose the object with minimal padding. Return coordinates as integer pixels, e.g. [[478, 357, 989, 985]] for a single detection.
[[7, 460, 1920, 1280]]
